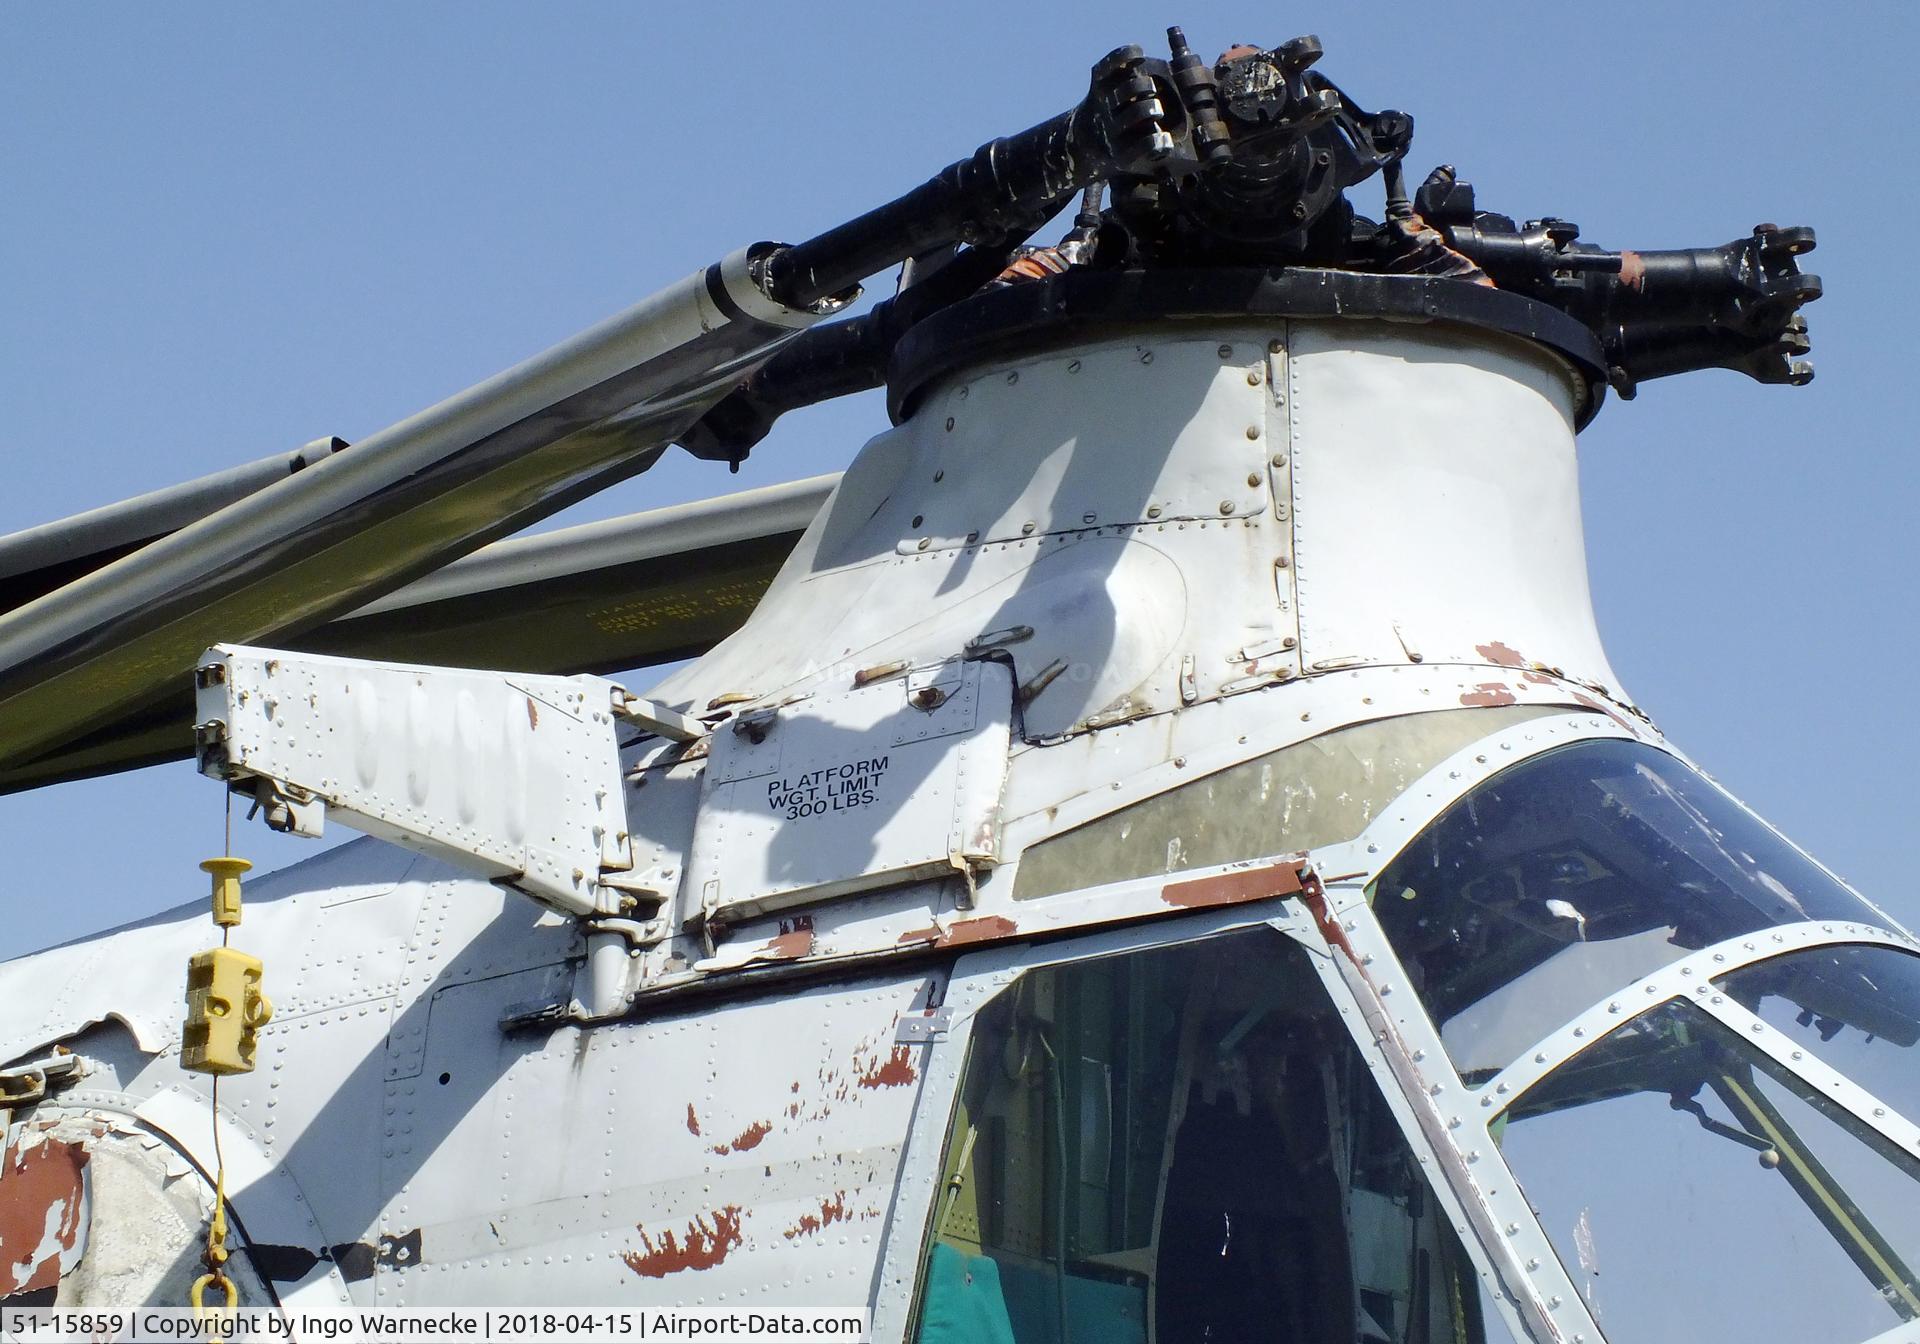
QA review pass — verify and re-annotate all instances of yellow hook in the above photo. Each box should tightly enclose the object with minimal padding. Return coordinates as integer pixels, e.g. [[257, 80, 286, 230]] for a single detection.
[[190, 1271, 237, 1316]]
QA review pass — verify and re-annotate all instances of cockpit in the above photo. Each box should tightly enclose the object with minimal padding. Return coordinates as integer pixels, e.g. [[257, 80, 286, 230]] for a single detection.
[[908, 733, 1920, 1343]]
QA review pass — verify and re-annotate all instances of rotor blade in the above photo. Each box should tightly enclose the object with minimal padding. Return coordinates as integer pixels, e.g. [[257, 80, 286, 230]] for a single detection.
[[300, 473, 834, 671], [0, 246, 839, 773], [0, 475, 835, 794], [0, 437, 348, 616]]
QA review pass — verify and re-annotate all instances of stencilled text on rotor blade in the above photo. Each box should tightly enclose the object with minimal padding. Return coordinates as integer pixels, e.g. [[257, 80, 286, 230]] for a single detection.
[[767, 757, 890, 818]]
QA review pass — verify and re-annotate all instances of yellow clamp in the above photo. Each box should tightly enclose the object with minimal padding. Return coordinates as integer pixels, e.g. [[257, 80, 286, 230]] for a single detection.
[[206, 1170, 230, 1267], [200, 856, 252, 928]]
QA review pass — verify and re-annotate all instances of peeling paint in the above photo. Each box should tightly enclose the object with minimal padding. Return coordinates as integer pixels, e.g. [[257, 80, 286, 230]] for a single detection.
[[684, 1104, 701, 1137], [782, 1192, 851, 1240], [1162, 861, 1304, 909], [710, 1121, 772, 1156], [1460, 683, 1518, 708], [762, 917, 814, 961], [855, 1046, 918, 1090], [525, 697, 539, 730], [895, 914, 1018, 948], [1619, 249, 1646, 292], [1475, 641, 1528, 668], [622, 1207, 744, 1278], [0, 1136, 89, 1296], [1571, 690, 1635, 731]]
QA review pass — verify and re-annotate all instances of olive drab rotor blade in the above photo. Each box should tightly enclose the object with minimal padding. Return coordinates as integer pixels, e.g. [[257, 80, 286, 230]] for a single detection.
[[0, 247, 840, 777], [0, 475, 835, 793]]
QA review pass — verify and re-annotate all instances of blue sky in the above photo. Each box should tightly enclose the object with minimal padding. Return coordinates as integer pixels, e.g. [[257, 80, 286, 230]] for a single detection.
[[2, 3, 1915, 958]]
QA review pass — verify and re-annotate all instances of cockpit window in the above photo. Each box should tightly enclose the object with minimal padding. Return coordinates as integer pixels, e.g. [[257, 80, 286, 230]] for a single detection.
[[1716, 944, 1920, 1140], [1496, 998, 1920, 1343], [911, 929, 1522, 1343], [1371, 739, 1886, 1078]]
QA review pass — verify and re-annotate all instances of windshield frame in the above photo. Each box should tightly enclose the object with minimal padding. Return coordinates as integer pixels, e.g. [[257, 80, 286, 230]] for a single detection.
[[1301, 713, 1920, 1342], [1485, 990, 1920, 1342], [1479, 920, 1920, 1154]]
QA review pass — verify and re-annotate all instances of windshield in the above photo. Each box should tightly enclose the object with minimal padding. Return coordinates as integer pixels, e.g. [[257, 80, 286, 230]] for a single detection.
[[1370, 738, 1890, 1078], [1716, 945, 1920, 1127], [1495, 998, 1920, 1344]]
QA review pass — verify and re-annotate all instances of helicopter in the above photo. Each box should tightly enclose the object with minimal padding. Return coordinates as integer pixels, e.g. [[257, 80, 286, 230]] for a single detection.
[[4, 19, 1919, 1344]]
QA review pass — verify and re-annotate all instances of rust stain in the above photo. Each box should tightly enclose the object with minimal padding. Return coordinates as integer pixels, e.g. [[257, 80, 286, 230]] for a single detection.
[[525, 697, 539, 730], [895, 914, 1018, 948], [1, 1136, 89, 1296], [790, 1081, 800, 1093], [1619, 249, 1646, 292], [1295, 873, 1362, 967], [1162, 861, 1304, 909], [1460, 683, 1518, 708], [856, 1046, 918, 1090], [710, 1120, 772, 1156], [782, 1192, 851, 1241], [685, 1104, 701, 1137], [1475, 641, 1528, 668], [622, 1206, 744, 1278]]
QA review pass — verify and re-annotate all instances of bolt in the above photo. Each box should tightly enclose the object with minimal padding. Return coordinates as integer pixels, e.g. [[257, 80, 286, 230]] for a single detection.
[[1247, 472, 1261, 486], [1245, 425, 1261, 440], [1146, 506, 1162, 519], [1247, 368, 1263, 386], [1006, 371, 1019, 384], [1220, 500, 1236, 514], [1268, 339, 1283, 353], [944, 417, 955, 431], [1139, 350, 1154, 364], [917, 537, 931, 551], [1067, 359, 1081, 373], [1217, 343, 1234, 359]]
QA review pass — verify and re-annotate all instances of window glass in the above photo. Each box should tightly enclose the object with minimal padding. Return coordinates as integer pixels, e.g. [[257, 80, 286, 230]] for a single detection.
[[1716, 944, 1920, 1130], [1012, 705, 1556, 900], [1497, 999, 1920, 1344], [1372, 739, 1882, 1078], [912, 929, 1524, 1343]]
